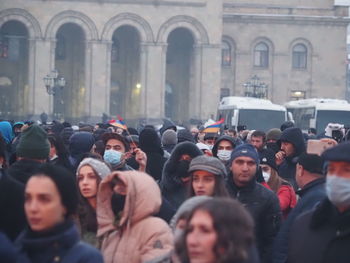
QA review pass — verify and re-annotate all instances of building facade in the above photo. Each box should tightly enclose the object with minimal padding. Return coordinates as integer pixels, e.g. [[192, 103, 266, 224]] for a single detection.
[[0, 0, 348, 125]]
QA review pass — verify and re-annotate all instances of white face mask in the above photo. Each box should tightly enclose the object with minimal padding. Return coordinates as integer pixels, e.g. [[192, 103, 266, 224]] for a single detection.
[[326, 175, 350, 208], [207, 144, 214, 150], [262, 172, 271, 182], [217, 150, 232, 161]]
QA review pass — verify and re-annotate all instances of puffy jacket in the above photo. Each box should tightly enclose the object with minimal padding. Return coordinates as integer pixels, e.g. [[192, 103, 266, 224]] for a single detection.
[[277, 128, 305, 189], [273, 178, 326, 263], [15, 220, 103, 263], [288, 198, 350, 263], [277, 184, 297, 219], [97, 170, 173, 263], [226, 175, 281, 263]]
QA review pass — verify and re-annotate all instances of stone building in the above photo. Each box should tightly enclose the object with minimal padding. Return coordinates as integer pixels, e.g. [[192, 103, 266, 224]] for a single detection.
[[0, 0, 348, 125]]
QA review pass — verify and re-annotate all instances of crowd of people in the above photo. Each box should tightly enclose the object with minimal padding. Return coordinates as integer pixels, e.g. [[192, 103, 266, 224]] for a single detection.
[[0, 118, 349, 263]]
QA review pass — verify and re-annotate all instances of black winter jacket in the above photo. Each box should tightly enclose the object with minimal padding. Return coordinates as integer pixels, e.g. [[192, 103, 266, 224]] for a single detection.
[[226, 175, 281, 263], [288, 198, 350, 263], [277, 128, 305, 189], [160, 142, 202, 209], [273, 177, 326, 263], [8, 159, 42, 185]]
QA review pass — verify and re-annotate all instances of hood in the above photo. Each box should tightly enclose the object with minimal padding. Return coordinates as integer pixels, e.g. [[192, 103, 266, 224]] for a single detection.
[[139, 128, 163, 155], [0, 121, 14, 144], [278, 127, 305, 157], [69, 132, 95, 156], [97, 171, 161, 237], [160, 142, 203, 191], [212, 135, 236, 157], [177, 129, 195, 143], [159, 119, 177, 135]]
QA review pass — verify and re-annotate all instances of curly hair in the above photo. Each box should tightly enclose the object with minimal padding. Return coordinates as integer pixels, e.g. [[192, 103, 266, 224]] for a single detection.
[[175, 198, 255, 263]]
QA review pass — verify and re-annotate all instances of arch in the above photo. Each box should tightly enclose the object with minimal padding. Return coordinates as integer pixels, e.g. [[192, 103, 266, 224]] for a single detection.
[[0, 8, 42, 39], [251, 37, 274, 68], [222, 35, 236, 50], [102, 13, 154, 42], [289, 37, 313, 55], [45, 10, 98, 40], [157, 15, 209, 44], [251, 36, 275, 53]]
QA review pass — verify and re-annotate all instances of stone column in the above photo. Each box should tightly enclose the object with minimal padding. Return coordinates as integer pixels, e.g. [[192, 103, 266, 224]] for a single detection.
[[88, 40, 112, 123], [140, 42, 167, 121], [29, 38, 52, 119], [199, 44, 222, 120], [84, 40, 93, 120], [190, 44, 203, 120]]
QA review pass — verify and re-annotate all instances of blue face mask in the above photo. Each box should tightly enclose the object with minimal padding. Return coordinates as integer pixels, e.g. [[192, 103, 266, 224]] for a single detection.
[[326, 175, 350, 208], [103, 149, 123, 166]]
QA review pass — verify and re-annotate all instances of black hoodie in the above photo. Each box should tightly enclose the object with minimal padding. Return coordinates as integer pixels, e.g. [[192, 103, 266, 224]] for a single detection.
[[160, 142, 202, 209], [277, 127, 305, 189]]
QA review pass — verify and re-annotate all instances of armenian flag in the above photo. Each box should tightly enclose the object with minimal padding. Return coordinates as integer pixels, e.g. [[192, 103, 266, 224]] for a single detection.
[[108, 116, 127, 130], [203, 118, 224, 133]]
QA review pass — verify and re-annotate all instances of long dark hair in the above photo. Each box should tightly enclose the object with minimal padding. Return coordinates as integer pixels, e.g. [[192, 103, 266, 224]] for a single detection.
[[176, 198, 255, 263], [188, 173, 229, 198]]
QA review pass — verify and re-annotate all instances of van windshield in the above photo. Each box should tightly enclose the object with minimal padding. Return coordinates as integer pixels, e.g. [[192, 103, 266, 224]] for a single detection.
[[238, 109, 286, 131], [316, 110, 350, 133]]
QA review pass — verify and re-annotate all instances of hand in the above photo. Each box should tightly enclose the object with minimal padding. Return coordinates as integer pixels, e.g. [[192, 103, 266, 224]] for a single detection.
[[320, 138, 338, 147], [275, 151, 286, 166], [134, 148, 147, 172]]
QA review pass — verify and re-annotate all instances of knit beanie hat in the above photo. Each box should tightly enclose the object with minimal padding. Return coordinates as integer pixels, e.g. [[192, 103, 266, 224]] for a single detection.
[[259, 149, 278, 171], [16, 124, 50, 160], [33, 163, 78, 218], [77, 157, 111, 180], [230, 144, 259, 165], [189, 155, 227, 177], [162, 129, 178, 146], [266, 128, 282, 142]]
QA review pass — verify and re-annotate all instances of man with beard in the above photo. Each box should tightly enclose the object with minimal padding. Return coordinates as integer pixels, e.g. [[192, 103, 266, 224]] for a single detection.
[[160, 142, 203, 209]]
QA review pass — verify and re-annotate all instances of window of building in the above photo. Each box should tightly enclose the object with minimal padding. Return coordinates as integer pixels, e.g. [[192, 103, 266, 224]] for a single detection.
[[254, 42, 269, 68], [111, 37, 120, 63], [0, 35, 9, 58], [55, 34, 66, 60], [292, 44, 307, 69], [222, 41, 231, 66]]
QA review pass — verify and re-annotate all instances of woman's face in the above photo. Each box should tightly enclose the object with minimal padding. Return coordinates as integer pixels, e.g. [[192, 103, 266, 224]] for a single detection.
[[192, 170, 216, 196], [25, 176, 66, 232], [77, 165, 98, 199], [186, 210, 218, 263]]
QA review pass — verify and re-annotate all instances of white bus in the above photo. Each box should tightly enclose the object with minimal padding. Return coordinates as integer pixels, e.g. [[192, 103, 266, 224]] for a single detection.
[[217, 96, 288, 131], [285, 98, 350, 133]]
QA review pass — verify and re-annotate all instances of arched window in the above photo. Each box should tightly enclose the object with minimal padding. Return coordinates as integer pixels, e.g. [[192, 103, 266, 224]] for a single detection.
[[221, 40, 231, 66], [292, 44, 307, 69], [254, 42, 269, 68]]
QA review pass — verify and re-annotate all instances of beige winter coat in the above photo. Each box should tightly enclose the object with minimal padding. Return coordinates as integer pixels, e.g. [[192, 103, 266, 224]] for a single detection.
[[97, 170, 173, 263]]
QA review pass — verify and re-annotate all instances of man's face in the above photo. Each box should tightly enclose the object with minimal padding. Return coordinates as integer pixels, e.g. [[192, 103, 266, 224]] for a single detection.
[[327, 161, 350, 179], [250, 136, 264, 151], [205, 139, 215, 147], [281, 141, 295, 157], [230, 156, 257, 187], [105, 139, 126, 153], [218, 140, 233, 151]]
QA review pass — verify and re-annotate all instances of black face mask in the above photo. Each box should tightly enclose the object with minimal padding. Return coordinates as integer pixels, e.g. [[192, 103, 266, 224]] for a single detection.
[[111, 193, 126, 216], [176, 160, 191, 178], [266, 142, 279, 154]]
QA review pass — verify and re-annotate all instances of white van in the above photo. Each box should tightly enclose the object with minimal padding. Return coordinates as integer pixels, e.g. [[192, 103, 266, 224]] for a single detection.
[[217, 96, 288, 131], [285, 98, 350, 133]]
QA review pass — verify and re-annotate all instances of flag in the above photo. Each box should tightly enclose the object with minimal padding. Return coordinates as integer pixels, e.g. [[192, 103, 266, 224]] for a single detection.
[[203, 118, 224, 133], [108, 116, 127, 130]]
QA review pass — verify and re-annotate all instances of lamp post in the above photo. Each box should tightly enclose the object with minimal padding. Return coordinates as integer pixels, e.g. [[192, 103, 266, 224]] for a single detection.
[[243, 75, 268, 98], [43, 70, 66, 119]]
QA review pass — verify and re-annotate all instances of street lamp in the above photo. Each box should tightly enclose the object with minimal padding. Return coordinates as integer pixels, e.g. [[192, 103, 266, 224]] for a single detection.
[[243, 75, 268, 98], [43, 69, 66, 95]]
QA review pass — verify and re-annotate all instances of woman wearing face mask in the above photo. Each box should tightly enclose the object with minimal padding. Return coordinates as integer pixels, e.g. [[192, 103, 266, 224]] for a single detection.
[[260, 149, 297, 219], [187, 155, 229, 198], [15, 163, 103, 263], [97, 170, 173, 263], [176, 198, 257, 263], [76, 157, 111, 246]]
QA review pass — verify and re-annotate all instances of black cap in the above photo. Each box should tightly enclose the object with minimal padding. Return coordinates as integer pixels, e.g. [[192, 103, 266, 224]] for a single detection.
[[297, 153, 325, 175], [260, 149, 278, 171], [322, 142, 350, 162]]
